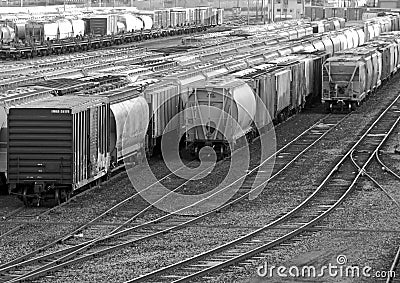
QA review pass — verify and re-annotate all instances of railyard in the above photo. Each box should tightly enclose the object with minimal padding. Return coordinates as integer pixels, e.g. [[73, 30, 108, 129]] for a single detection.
[[0, 3, 400, 283]]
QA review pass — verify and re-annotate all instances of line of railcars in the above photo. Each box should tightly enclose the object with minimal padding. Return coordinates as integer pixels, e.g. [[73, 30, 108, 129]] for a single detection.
[[0, 19, 330, 91], [183, 14, 400, 156], [322, 31, 400, 111], [4, 14, 400, 204], [0, 7, 223, 60], [305, 6, 395, 21]]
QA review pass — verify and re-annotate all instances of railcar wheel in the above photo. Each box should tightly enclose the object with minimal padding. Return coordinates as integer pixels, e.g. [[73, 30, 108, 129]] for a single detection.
[[55, 188, 61, 206], [350, 102, 356, 112], [64, 189, 71, 202], [22, 187, 29, 207]]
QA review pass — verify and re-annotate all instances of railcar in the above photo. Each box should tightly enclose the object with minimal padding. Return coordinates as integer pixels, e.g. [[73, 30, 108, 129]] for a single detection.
[[184, 78, 257, 157], [182, 14, 400, 157], [0, 6, 224, 60], [7, 95, 110, 205], [7, 85, 149, 205], [322, 32, 400, 111], [6, 13, 400, 202]]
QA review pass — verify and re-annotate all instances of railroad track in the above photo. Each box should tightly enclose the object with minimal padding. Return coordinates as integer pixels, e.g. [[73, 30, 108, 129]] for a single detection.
[[115, 93, 400, 283], [0, 25, 213, 62], [0, 179, 105, 241], [363, 148, 400, 283], [387, 245, 400, 283], [0, 112, 349, 282]]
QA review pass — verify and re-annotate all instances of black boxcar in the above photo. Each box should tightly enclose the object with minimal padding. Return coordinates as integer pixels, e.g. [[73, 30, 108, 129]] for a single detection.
[[8, 95, 110, 205]]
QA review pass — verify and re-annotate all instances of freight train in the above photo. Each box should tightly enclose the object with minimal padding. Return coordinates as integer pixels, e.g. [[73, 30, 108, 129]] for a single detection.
[[305, 6, 395, 21], [183, 15, 400, 156], [0, 6, 223, 60], [322, 31, 400, 111], [4, 14, 400, 205]]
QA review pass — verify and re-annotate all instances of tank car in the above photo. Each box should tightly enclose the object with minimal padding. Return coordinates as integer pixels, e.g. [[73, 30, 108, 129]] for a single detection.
[[0, 26, 15, 44]]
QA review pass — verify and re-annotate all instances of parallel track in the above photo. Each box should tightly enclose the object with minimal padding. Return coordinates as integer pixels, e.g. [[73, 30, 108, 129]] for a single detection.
[[0, 25, 211, 61], [387, 245, 400, 283], [367, 151, 400, 283], [119, 94, 400, 283], [0, 113, 349, 282]]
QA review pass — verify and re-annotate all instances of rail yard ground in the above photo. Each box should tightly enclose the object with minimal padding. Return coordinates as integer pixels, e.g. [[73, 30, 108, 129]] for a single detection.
[[1, 16, 400, 283], [1, 72, 399, 282]]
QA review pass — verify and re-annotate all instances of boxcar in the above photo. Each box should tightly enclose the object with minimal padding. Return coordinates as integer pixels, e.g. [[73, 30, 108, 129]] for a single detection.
[[8, 95, 110, 205]]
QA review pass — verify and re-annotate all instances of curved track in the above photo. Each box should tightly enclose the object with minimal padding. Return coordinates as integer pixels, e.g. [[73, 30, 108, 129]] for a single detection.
[[118, 93, 400, 283], [387, 245, 400, 283], [0, 113, 349, 282]]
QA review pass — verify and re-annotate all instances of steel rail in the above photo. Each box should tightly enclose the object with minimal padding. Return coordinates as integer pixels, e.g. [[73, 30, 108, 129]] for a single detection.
[[0, 113, 349, 282], [0, 159, 197, 270], [121, 94, 400, 283], [387, 245, 400, 283]]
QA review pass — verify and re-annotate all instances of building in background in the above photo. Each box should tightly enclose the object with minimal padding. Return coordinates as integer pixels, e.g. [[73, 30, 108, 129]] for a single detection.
[[308, 0, 367, 6], [274, 0, 304, 19], [379, 0, 400, 8]]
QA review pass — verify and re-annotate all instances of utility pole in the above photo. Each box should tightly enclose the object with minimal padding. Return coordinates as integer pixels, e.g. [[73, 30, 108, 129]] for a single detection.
[[271, 0, 275, 22], [256, 0, 258, 21], [247, 0, 250, 25], [262, 0, 266, 23]]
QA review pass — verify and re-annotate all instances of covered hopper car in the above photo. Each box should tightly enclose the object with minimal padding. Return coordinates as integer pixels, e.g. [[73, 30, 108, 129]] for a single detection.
[[322, 32, 400, 111]]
